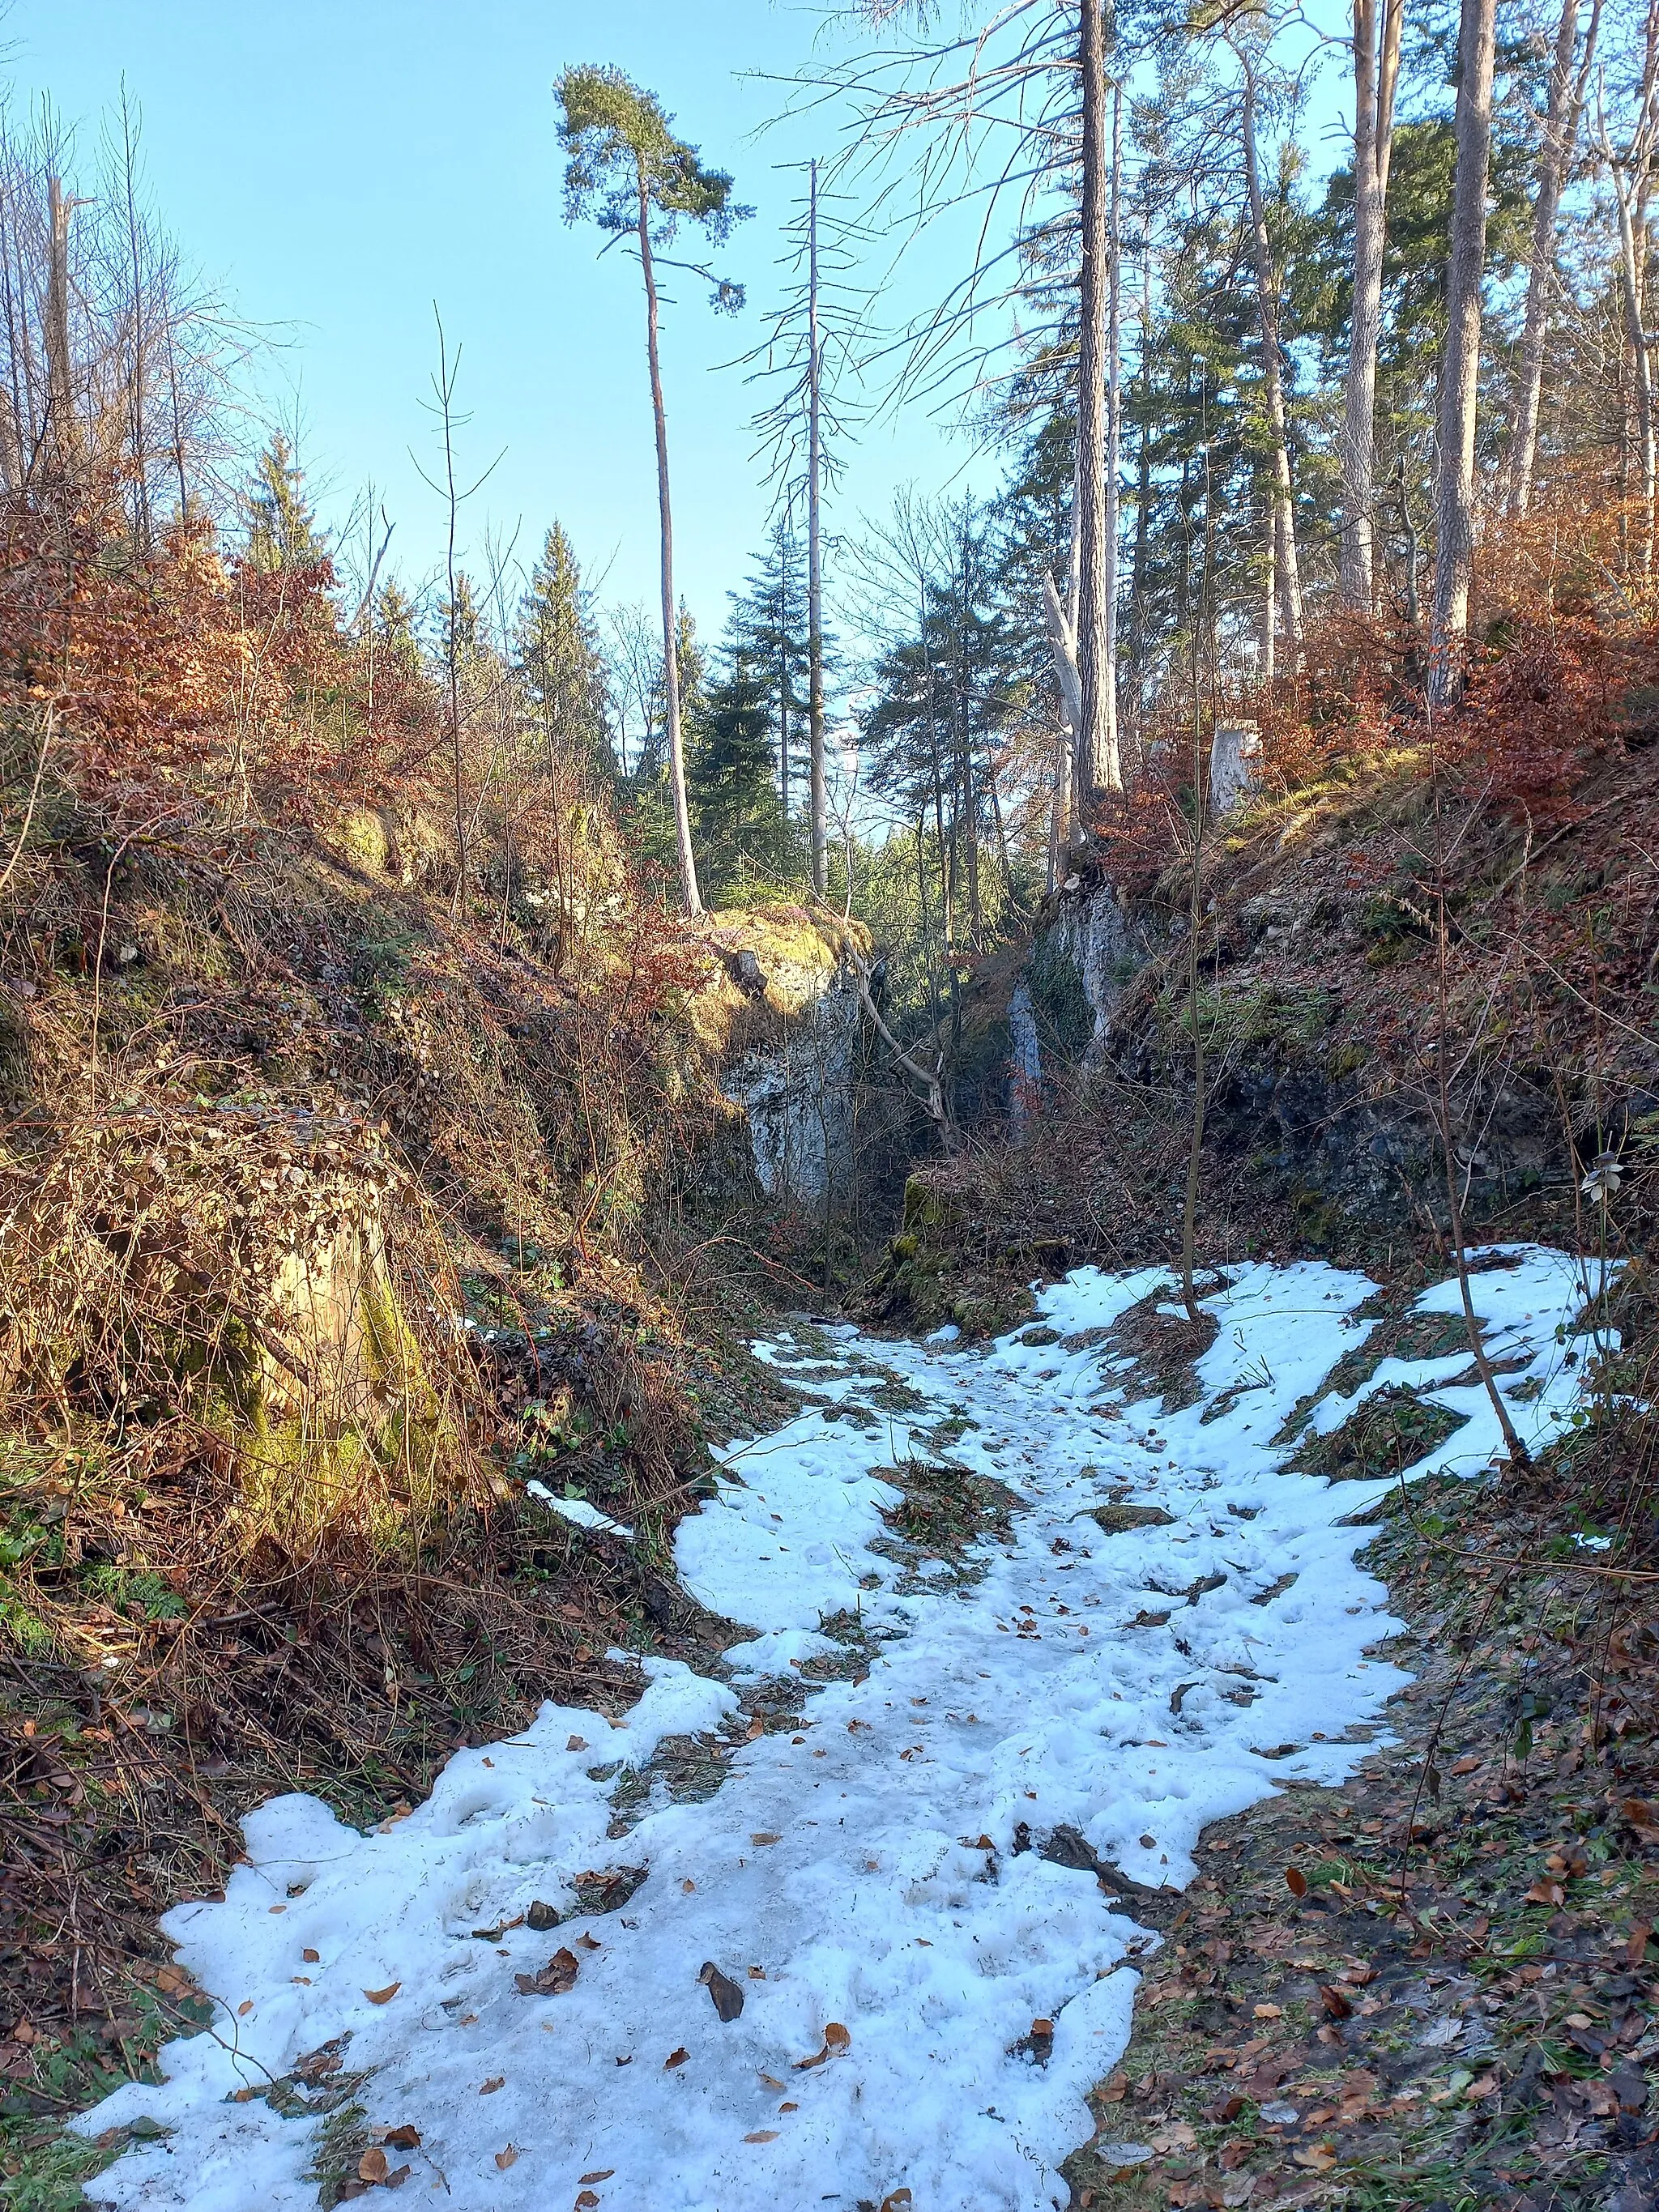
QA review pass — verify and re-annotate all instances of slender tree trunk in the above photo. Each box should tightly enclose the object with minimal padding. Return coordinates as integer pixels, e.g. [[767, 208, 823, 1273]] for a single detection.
[[1076, 0, 1120, 805], [1341, 0, 1404, 607], [118, 93, 151, 554], [1102, 82, 1124, 781], [1239, 45, 1304, 661], [45, 177, 75, 474], [808, 160, 829, 898], [1612, 166, 1657, 559], [1428, 0, 1499, 702], [637, 158, 702, 914], [1508, 0, 1600, 511]]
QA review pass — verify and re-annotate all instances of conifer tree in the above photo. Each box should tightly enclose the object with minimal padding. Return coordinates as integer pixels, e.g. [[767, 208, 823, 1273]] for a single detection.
[[556, 64, 750, 917], [243, 431, 323, 572], [690, 650, 789, 897], [724, 515, 811, 819], [516, 523, 612, 780]]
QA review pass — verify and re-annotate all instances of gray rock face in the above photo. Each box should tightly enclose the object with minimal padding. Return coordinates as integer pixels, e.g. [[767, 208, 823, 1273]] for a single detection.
[[1048, 876, 1159, 1055], [723, 969, 862, 1205]]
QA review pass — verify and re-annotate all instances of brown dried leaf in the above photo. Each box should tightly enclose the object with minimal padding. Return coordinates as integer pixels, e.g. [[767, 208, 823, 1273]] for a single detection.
[[302, 1948, 320, 1964], [824, 2022, 850, 2051], [1285, 1865, 1308, 1898], [494, 2146, 519, 2170], [382, 2126, 421, 2150], [1525, 1878, 1565, 1907], [1293, 2143, 1337, 2173], [751, 1833, 781, 1846], [1628, 1922, 1653, 1966], [744, 2131, 780, 2143], [358, 2148, 389, 2184], [1319, 1985, 1354, 2021], [364, 1983, 401, 2005], [578, 2175, 615, 2187], [665, 2047, 690, 2068], [480, 2077, 505, 2095]]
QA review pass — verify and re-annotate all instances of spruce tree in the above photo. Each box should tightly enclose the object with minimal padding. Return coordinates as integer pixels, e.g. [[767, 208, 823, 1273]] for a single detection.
[[724, 515, 811, 821], [689, 650, 788, 899], [516, 523, 613, 780], [243, 432, 324, 572]]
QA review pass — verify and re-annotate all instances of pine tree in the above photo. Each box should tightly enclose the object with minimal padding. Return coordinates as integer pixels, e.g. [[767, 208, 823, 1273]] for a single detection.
[[242, 431, 324, 572], [556, 63, 750, 916]]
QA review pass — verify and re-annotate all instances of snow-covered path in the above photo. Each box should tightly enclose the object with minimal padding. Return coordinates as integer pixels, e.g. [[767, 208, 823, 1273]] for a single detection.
[[76, 1249, 1610, 2212]]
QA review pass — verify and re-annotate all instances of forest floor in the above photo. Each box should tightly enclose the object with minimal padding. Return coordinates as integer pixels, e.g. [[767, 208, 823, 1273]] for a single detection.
[[9, 1240, 1642, 2212], [1062, 1464, 1659, 2212]]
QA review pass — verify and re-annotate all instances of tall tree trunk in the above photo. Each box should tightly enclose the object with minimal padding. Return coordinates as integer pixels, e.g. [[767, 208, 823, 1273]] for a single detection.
[[1239, 45, 1305, 664], [1102, 82, 1124, 779], [1612, 164, 1657, 558], [1428, 0, 1499, 702], [45, 177, 75, 474], [808, 160, 829, 898], [637, 157, 702, 914], [1341, 0, 1404, 607], [118, 94, 151, 553], [1076, 0, 1121, 805], [1508, 0, 1600, 512]]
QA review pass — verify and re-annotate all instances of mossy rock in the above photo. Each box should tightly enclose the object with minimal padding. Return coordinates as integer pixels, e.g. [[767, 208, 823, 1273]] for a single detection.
[[331, 804, 390, 875], [902, 1175, 953, 1232]]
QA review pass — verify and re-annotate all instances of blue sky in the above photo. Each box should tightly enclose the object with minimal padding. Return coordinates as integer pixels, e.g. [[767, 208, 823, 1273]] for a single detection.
[[15, 0, 997, 645]]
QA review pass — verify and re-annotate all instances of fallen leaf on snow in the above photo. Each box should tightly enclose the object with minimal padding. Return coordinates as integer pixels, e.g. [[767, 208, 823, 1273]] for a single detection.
[[515, 1948, 580, 1997], [566, 1735, 587, 1752], [575, 2195, 600, 2211], [302, 1948, 320, 1963], [578, 2173, 615, 2185], [237, 2001, 254, 2017], [382, 2127, 421, 2150], [359, 2149, 389, 2184], [665, 2048, 689, 2069], [480, 2077, 505, 2095], [795, 2022, 851, 2070], [494, 2146, 519, 2170], [751, 1833, 780, 1846], [363, 1984, 401, 2005], [744, 2131, 779, 2143]]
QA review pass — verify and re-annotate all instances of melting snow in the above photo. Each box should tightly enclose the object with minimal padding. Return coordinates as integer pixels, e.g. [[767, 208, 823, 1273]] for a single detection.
[[75, 1247, 1612, 2210]]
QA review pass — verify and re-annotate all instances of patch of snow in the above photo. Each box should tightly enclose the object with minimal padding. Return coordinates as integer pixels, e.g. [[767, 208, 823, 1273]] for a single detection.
[[722, 1627, 842, 1679], [76, 1248, 1604, 2212], [524, 1482, 633, 1540]]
